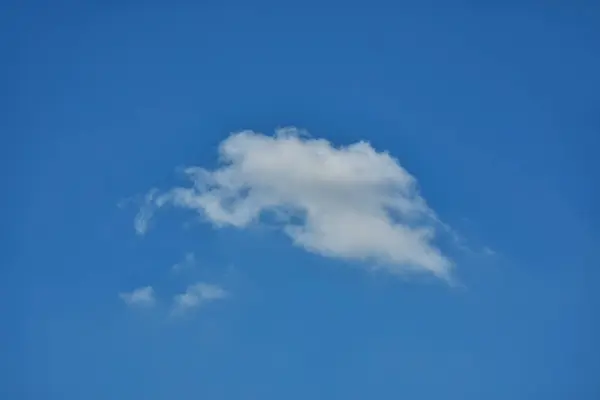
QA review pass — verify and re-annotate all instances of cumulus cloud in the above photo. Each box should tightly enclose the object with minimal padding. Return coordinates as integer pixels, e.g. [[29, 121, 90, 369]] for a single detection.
[[172, 282, 229, 314], [136, 127, 454, 279], [119, 286, 156, 307]]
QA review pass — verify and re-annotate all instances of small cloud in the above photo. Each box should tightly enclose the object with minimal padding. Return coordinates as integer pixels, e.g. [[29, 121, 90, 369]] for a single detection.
[[171, 252, 196, 272], [172, 282, 228, 315], [134, 189, 159, 235], [119, 286, 156, 307]]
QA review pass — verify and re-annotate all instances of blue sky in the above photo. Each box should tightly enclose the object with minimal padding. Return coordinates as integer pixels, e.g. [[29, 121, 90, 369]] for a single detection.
[[3, 1, 600, 399]]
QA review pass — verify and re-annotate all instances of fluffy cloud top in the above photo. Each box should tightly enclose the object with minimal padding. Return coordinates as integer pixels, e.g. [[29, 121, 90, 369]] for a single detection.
[[119, 286, 156, 307], [138, 128, 453, 279], [173, 282, 229, 314]]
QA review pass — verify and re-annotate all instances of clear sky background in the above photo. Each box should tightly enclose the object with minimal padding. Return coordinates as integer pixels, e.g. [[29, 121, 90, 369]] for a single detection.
[[3, 1, 600, 399]]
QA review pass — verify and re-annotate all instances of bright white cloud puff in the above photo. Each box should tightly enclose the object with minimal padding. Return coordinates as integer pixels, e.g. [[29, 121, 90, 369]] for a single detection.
[[119, 286, 156, 307], [172, 282, 229, 315], [137, 127, 453, 280]]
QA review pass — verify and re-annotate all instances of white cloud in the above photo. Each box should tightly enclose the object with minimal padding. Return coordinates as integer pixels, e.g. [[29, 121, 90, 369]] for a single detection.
[[119, 286, 156, 307], [172, 282, 229, 314], [171, 252, 196, 272], [138, 127, 454, 280], [134, 189, 159, 235]]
